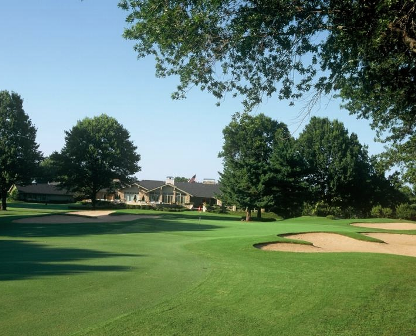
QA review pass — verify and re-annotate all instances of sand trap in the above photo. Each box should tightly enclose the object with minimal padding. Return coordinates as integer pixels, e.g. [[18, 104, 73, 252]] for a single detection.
[[257, 232, 416, 257], [351, 222, 416, 230], [13, 211, 160, 224]]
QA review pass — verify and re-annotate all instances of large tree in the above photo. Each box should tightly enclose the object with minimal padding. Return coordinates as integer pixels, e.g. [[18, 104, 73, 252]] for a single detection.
[[0, 91, 42, 210], [53, 114, 141, 207], [219, 113, 292, 220], [297, 117, 373, 213], [268, 128, 308, 218], [119, 0, 416, 172]]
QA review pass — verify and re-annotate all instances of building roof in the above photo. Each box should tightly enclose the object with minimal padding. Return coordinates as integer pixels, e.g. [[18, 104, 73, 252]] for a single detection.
[[16, 184, 73, 196], [135, 180, 221, 199], [175, 182, 220, 198], [136, 180, 165, 190]]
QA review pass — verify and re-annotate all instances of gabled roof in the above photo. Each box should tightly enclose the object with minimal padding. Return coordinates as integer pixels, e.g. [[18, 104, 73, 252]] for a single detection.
[[15, 184, 73, 196], [133, 180, 221, 199], [175, 182, 220, 198], [136, 180, 165, 190]]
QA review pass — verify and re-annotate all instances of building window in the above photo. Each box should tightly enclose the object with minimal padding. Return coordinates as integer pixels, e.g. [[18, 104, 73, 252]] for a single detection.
[[163, 194, 173, 204], [175, 193, 186, 205], [149, 192, 159, 202]]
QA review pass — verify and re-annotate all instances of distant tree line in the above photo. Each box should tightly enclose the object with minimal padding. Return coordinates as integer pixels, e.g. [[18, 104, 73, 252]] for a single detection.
[[219, 113, 415, 220]]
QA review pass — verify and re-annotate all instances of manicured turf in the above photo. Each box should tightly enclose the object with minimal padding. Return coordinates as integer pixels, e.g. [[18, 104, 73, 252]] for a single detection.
[[1, 204, 416, 335]]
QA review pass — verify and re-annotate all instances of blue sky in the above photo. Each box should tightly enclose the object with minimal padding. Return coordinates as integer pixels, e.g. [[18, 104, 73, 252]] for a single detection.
[[0, 0, 384, 181]]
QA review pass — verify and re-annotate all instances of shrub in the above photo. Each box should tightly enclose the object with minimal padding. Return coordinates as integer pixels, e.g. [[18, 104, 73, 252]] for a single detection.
[[7, 188, 19, 201], [383, 207, 393, 218], [207, 205, 227, 214], [301, 203, 315, 216], [313, 202, 342, 218], [371, 205, 393, 218], [370, 205, 383, 218], [326, 215, 336, 220], [395, 203, 416, 220]]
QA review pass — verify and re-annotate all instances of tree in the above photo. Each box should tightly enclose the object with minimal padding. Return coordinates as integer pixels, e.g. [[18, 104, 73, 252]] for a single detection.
[[119, 0, 416, 174], [297, 117, 373, 214], [174, 176, 189, 182], [0, 90, 42, 210], [119, 1, 415, 134], [268, 128, 308, 218], [53, 114, 141, 207], [219, 113, 289, 221], [35, 156, 59, 184]]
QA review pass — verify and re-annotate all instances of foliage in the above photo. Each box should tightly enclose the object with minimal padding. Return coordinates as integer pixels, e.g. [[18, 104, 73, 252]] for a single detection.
[[381, 136, 416, 189], [218, 113, 291, 220], [35, 156, 59, 183], [7, 187, 19, 202], [367, 159, 410, 209], [395, 203, 416, 220], [52, 114, 141, 207], [268, 128, 308, 218], [370, 205, 394, 219], [297, 117, 373, 213], [119, 0, 416, 148], [313, 201, 343, 218], [0, 90, 42, 210], [174, 176, 189, 182]]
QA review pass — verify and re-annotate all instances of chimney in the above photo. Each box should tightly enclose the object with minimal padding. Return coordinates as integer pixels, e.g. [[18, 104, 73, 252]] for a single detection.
[[166, 176, 175, 185]]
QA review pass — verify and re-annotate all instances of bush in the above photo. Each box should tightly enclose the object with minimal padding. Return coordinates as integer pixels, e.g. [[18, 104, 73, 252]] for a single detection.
[[206, 205, 228, 214], [370, 205, 393, 218], [313, 202, 343, 218], [326, 215, 336, 220], [395, 203, 416, 220], [301, 203, 315, 216], [7, 188, 19, 201]]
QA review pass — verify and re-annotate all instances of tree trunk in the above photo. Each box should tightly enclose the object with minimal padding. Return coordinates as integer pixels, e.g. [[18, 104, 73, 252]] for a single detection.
[[91, 193, 97, 209], [245, 208, 251, 221], [257, 207, 262, 219], [0, 189, 7, 211]]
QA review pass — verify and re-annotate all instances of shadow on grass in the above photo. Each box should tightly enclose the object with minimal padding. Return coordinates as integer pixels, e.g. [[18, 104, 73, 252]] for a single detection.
[[7, 202, 72, 211], [0, 240, 140, 281], [0, 216, 224, 238]]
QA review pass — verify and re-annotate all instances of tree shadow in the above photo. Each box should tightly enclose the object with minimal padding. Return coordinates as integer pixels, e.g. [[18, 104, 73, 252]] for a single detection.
[[0, 240, 141, 281], [160, 213, 241, 222], [7, 202, 71, 211], [0, 215, 225, 238]]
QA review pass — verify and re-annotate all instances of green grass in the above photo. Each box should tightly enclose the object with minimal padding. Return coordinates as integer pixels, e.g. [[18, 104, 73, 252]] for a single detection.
[[1, 203, 416, 335]]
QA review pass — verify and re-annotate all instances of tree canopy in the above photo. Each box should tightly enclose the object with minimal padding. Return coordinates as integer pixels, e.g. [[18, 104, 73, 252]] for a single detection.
[[52, 114, 141, 207], [219, 113, 302, 219], [119, 0, 416, 181], [297, 117, 373, 212], [0, 91, 42, 210], [119, 0, 415, 137]]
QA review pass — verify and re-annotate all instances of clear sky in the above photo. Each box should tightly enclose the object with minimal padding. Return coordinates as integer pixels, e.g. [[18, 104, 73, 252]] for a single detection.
[[0, 0, 384, 182]]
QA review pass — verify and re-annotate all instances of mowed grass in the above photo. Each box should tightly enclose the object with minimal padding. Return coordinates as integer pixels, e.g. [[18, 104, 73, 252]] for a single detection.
[[1, 203, 416, 335]]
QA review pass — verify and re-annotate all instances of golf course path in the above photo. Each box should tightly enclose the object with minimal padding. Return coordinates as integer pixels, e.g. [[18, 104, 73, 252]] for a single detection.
[[257, 232, 416, 257]]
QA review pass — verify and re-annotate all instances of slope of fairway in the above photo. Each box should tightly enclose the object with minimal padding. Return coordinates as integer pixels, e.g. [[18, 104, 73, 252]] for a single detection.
[[1, 206, 416, 336]]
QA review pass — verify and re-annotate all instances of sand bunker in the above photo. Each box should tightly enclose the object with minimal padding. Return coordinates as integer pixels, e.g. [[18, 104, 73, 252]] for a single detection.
[[257, 232, 416, 258], [351, 222, 416, 230], [13, 211, 160, 224]]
